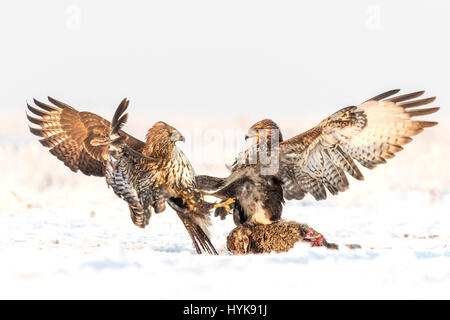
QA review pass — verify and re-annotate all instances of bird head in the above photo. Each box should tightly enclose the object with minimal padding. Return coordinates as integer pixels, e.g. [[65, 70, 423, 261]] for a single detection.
[[150, 121, 185, 141], [169, 126, 185, 143], [245, 119, 283, 146], [144, 121, 185, 157]]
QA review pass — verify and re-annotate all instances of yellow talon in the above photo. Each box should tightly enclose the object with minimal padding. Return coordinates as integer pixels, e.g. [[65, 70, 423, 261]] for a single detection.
[[214, 198, 235, 213]]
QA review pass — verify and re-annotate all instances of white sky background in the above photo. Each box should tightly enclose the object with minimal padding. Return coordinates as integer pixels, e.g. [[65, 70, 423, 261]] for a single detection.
[[0, 0, 449, 117], [0, 0, 448, 174]]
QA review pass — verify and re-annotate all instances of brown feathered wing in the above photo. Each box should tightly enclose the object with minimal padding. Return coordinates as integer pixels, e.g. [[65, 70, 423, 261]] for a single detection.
[[279, 89, 439, 201], [27, 97, 145, 177]]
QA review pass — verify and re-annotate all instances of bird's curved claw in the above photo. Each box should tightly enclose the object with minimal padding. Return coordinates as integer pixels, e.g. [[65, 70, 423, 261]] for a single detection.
[[213, 198, 235, 213]]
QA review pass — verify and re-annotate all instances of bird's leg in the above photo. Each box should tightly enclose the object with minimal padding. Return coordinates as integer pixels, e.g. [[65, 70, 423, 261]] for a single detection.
[[194, 189, 222, 200], [195, 189, 227, 201], [194, 189, 235, 213], [213, 198, 235, 213]]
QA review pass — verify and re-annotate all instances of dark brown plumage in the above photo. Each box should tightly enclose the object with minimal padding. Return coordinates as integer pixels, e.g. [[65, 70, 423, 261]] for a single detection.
[[27, 97, 217, 254], [197, 89, 439, 226]]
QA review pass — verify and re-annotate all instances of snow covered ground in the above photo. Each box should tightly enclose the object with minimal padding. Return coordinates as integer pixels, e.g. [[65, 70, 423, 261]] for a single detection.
[[1, 117, 449, 300]]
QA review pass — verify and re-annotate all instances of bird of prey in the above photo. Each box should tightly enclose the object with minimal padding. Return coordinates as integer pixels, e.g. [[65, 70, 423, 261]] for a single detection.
[[197, 89, 439, 230], [26, 97, 217, 254]]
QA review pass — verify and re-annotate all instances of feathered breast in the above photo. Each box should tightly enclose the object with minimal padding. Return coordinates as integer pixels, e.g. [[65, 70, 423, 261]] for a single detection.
[[165, 147, 196, 191]]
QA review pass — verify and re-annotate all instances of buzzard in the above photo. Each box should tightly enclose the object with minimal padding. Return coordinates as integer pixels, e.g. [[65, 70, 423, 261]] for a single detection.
[[197, 89, 439, 228], [27, 97, 217, 254]]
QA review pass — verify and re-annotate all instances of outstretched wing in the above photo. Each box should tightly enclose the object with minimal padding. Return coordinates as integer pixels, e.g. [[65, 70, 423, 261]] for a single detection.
[[27, 97, 145, 177], [280, 89, 439, 201]]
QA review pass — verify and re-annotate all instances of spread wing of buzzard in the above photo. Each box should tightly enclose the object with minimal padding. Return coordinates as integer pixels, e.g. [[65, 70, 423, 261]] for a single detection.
[[26, 97, 145, 176], [279, 89, 439, 201], [196, 89, 439, 225]]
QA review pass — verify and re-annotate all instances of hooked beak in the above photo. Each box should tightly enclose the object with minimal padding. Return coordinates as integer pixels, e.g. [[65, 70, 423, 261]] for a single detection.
[[171, 131, 185, 143], [245, 130, 256, 141]]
